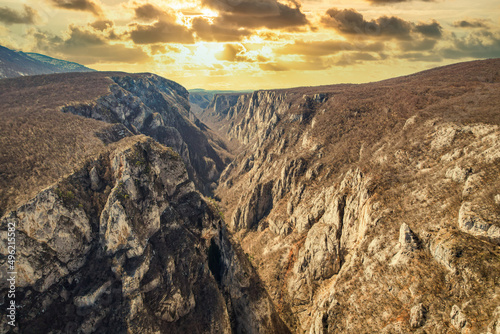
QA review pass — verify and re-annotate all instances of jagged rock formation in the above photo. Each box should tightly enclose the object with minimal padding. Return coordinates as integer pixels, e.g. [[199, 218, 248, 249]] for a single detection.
[[0, 136, 288, 333], [60, 73, 230, 195], [209, 59, 500, 333]]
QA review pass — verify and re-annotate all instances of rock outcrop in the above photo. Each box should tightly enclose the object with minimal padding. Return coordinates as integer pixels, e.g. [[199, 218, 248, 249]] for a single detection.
[[60, 73, 229, 195], [0, 136, 288, 333]]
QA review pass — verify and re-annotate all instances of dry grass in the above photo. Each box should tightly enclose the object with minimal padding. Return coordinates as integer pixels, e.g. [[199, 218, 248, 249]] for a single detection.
[[0, 72, 144, 215]]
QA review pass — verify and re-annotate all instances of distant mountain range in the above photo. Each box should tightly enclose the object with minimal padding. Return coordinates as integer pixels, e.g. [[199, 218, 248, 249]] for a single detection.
[[0, 45, 95, 79]]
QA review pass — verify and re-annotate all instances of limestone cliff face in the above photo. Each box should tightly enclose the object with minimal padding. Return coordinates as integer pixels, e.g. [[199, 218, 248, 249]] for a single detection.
[[61, 73, 227, 195], [0, 136, 288, 333], [214, 60, 500, 333], [198, 91, 293, 147]]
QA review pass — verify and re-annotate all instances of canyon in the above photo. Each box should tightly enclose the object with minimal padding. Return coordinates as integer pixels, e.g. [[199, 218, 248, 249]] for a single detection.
[[0, 59, 499, 333]]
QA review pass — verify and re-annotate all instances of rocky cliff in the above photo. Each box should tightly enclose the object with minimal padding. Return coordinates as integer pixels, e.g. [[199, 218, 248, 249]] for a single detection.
[[0, 136, 288, 333], [0, 72, 287, 333], [59, 72, 230, 195], [210, 59, 500, 333]]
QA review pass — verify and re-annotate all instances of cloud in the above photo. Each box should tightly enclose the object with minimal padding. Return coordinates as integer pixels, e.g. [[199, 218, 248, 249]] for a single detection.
[[399, 38, 437, 51], [49, 0, 103, 17], [276, 40, 385, 56], [334, 52, 381, 66], [276, 40, 352, 56], [366, 0, 432, 4], [30, 26, 151, 64], [0, 5, 38, 25], [321, 8, 412, 40], [399, 52, 442, 62], [415, 21, 442, 38], [192, 17, 251, 42], [259, 58, 331, 71], [259, 62, 289, 71], [453, 19, 489, 29], [90, 19, 113, 31], [215, 44, 252, 62], [321, 8, 445, 44], [150, 44, 166, 55], [129, 21, 194, 44], [128, 4, 194, 44], [202, 0, 309, 29], [442, 30, 500, 59], [133, 3, 164, 21]]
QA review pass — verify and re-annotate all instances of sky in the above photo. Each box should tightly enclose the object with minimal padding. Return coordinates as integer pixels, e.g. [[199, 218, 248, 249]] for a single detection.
[[0, 0, 499, 90]]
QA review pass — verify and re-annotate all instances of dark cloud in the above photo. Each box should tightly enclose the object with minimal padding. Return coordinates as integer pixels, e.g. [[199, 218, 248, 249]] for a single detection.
[[215, 44, 252, 62], [321, 8, 445, 44], [129, 21, 194, 44], [453, 19, 489, 29], [49, 0, 103, 17], [90, 19, 113, 31], [128, 4, 194, 44], [192, 17, 251, 42], [321, 8, 412, 40], [0, 5, 38, 25], [134, 3, 164, 21], [442, 30, 500, 59], [202, 0, 308, 29], [415, 21, 442, 38], [31, 26, 150, 64]]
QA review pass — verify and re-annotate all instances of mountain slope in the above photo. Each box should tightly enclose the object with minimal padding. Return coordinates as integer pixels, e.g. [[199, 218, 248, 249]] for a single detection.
[[0, 45, 94, 79], [0, 72, 288, 333], [207, 59, 500, 333], [0, 72, 230, 215]]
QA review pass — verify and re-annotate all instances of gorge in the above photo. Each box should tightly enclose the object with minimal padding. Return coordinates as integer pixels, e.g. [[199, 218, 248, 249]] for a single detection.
[[0, 59, 499, 333]]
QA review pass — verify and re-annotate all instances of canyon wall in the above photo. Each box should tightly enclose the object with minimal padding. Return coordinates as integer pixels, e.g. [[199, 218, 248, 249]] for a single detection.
[[212, 59, 500, 333]]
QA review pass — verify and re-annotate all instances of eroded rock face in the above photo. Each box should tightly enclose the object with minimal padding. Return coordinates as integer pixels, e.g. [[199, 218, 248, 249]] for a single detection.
[[410, 303, 427, 328], [61, 73, 227, 195], [0, 137, 288, 334], [451, 305, 468, 330], [458, 201, 500, 244]]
